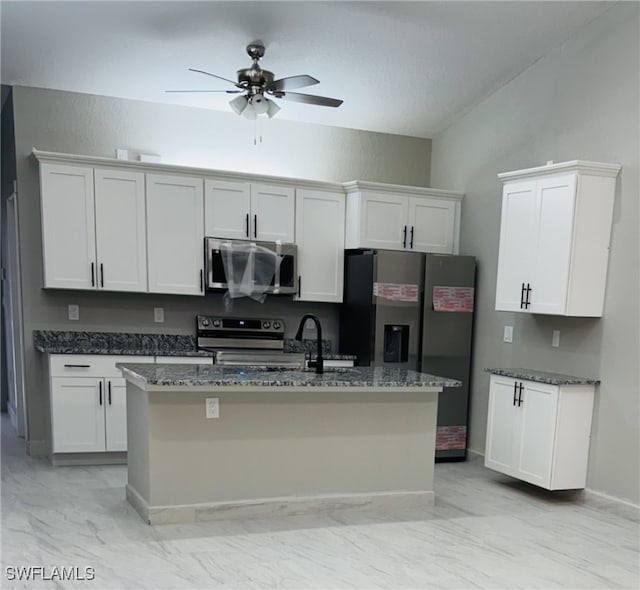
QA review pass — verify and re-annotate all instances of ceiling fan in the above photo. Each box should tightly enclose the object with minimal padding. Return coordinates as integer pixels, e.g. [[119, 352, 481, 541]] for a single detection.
[[166, 42, 343, 119]]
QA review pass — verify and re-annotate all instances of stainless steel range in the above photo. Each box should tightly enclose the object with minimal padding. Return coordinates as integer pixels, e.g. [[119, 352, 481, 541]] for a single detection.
[[196, 315, 305, 367]]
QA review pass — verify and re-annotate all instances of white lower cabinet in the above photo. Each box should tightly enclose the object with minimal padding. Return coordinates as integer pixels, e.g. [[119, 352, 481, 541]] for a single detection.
[[485, 374, 595, 490], [49, 355, 153, 455]]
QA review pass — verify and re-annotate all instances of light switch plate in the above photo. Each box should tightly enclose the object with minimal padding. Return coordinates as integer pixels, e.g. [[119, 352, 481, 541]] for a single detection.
[[154, 307, 165, 323], [503, 325, 513, 343], [206, 398, 219, 419], [68, 304, 79, 321], [552, 330, 560, 348]]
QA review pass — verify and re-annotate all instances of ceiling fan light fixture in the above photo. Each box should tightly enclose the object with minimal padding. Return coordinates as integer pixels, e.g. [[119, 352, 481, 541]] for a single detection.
[[250, 94, 269, 115], [229, 94, 248, 115], [242, 103, 257, 120], [266, 98, 281, 119]]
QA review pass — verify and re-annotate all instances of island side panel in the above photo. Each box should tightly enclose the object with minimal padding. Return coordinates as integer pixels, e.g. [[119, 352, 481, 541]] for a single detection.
[[145, 388, 438, 507], [125, 382, 151, 513]]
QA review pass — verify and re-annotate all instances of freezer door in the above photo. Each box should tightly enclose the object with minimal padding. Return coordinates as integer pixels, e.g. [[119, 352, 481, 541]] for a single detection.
[[373, 250, 424, 370], [421, 254, 476, 459]]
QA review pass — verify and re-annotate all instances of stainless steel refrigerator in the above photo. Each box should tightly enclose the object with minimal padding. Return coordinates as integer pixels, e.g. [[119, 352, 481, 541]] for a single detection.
[[340, 250, 476, 460]]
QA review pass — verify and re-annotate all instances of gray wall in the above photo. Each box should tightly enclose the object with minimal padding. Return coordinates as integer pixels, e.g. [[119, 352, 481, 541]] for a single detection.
[[11, 85, 431, 454], [430, 3, 639, 504]]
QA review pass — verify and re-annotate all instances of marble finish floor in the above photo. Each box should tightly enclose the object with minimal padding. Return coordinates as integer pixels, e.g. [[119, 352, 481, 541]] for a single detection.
[[1, 415, 638, 589]]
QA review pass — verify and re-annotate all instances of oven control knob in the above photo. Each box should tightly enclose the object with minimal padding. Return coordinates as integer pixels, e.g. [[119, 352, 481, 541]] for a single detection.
[[201, 318, 210, 327], [212, 319, 221, 328], [262, 321, 271, 329], [273, 321, 281, 330]]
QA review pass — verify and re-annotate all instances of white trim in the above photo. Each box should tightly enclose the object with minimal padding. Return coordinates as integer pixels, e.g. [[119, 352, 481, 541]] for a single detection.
[[583, 487, 640, 512], [343, 179, 464, 200], [498, 160, 621, 182], [32, 148, 345, 192]]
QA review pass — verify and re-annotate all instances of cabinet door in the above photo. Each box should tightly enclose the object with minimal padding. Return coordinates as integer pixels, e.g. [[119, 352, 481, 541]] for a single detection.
[[516, 381, 558, 488], [250, 184, 295, 242], [358, 192, 408, 250], [529, 174, 576, 315], [295, 189, 345, 302], [94, 168, 147, 292], [104, 378, 127, 452], [50, 377, 105, 453], [40, 163, 96, 289], [495, 180, 538, 312], [204, 178, 251, 240], [484, 376, 519, 477], [146, 174, 205, 296], [407, 197, 456, 253]]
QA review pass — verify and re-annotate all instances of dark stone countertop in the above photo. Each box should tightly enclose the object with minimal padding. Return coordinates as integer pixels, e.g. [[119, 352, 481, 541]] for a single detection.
[[33, 330, 212, 357], [486, 368, 600, 386], [118, 363, 462, 389]]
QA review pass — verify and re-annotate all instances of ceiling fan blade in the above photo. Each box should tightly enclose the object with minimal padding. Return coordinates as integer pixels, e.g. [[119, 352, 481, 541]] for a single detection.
[[278, 92, 343, 108], [268, 75, 319, 92], [188, 68, 243, 88], [165, 89, 243, 94]]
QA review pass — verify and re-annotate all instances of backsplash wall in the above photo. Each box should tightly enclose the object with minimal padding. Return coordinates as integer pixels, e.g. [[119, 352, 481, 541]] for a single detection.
[[12, 85, 432, 454]]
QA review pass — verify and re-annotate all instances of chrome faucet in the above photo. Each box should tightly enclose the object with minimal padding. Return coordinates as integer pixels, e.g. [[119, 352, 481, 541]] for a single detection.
[[295, 314, 324, 374]]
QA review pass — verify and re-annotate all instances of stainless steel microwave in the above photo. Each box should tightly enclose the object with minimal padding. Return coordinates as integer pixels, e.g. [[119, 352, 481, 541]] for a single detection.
[[205, 238, 298, 295]]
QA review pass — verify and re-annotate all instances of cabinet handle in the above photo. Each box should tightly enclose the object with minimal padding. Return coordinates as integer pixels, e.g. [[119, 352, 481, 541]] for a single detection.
[[410, 226, 414, 249], [108, 381, 112, 405], [525, 284, 532, 309], [99, 381, 103, 406], [402, 225, 407, 248], [91, 262, 95, 287], [513, 382, 518, 406], [254, 214, 257, 238], [297, 275, 301, 298], [200, 269, 204, 292], [64, 364, 91, 368], [517, 382, 524, 407], [245, 213, 250, 238], [100, 263, 104, 288]]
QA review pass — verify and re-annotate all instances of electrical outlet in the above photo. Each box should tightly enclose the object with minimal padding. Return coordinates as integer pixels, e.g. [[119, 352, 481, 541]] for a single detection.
[[68, 304, 79, 321], [205, 398, 219, 419], [503, 325, 513, 343], [552, 330, 560, 348], [154, 307, 165, 323]]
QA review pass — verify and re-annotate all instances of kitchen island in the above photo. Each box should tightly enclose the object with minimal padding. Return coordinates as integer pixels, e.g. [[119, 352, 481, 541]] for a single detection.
[[118, 363, 460, 524]]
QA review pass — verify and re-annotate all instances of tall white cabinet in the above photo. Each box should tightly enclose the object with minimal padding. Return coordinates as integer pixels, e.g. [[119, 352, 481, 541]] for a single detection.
[[295, 188, 346, 302], [495, 161, 621, 316], [344, 181, 463, 254], [485, 372, 596, 490], [39, 163, 147, 292], [146, 174, 205, 296]]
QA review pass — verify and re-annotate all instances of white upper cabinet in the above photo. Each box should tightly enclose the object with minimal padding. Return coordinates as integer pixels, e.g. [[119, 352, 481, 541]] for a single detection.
[[495, 161, 621, 316], [40, 163, 96, 289], [204, 178, 294, 242], [94, 168, 147, 292], [146, 173, 205, 296], [344, 181, 462, 254], [204, 179, 251, 240], [295, 188, 346, 303], [39, 163, 147, 292]]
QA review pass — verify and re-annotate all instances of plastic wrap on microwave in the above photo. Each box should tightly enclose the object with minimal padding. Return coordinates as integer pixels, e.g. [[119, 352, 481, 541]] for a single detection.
[[219, 241, 283, 308]]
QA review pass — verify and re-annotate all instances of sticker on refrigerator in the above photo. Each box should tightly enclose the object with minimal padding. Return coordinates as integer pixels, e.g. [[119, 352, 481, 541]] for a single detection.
[[373, 283, 419, 303], [433, 286, 475, 312]]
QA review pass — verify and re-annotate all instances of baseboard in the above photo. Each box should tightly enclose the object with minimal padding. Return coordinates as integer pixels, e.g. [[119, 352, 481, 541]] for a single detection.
[[465, 447, 484, 461], [583, 488, 640, 521], [127, 485, 435, 526]]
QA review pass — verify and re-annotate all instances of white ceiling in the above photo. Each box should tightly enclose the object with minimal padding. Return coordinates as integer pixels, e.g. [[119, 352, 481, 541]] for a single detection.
[[1, 1, 611, 138]]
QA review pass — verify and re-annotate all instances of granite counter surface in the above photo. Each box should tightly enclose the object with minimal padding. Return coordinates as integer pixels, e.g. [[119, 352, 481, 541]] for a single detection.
[[33, 331, 355, 361], [33, 330, 211, 357], [486, 368, 600, 386], [118, 363, 461, 389]]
